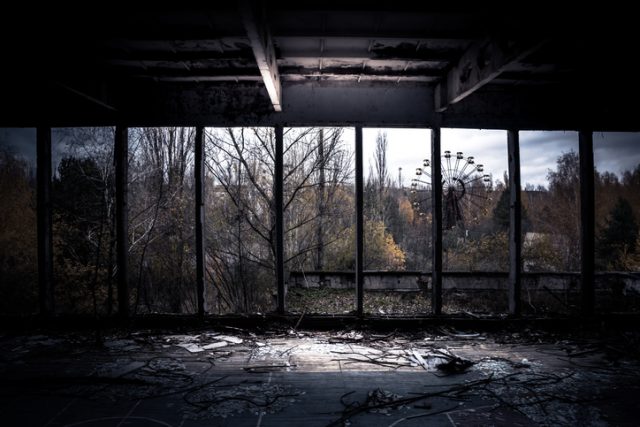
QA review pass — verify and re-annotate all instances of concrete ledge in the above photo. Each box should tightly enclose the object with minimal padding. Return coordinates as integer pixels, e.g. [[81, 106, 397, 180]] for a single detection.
[[289, 271, 640, 293]]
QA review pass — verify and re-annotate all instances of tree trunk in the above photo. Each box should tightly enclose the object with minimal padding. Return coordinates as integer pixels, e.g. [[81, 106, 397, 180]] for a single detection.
[[316, 129, 325, 270]]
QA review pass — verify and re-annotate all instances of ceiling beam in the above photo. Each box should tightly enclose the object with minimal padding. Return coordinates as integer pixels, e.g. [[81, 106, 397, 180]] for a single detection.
[[133, 75, 263, 83], [240, 1, 282, 112], [434, 38, 546, 112], [279, 66, 443, 77], [281, 74, 437, 83], [100, 50, 253, 63], [53, 81, 118, 112], [279, 50, 455, 63]]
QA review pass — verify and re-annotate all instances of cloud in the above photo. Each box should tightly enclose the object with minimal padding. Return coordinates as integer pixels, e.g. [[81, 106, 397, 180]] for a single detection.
[[363, 128, 431, 186], [442, 128, 509, 186], [3, 127, 639, 189], [361, 129, 640, 188], [0, 128, 37, 166], [594, 132, 640, 176], [520, 131, 579, 187]]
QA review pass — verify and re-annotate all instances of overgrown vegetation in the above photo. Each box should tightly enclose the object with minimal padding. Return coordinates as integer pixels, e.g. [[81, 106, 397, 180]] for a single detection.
[[1, 129, 639, 315]]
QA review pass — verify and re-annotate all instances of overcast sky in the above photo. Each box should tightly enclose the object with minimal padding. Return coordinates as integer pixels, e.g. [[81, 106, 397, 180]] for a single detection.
[[2, 128, 640, 189], [364, 129, 640, 188]]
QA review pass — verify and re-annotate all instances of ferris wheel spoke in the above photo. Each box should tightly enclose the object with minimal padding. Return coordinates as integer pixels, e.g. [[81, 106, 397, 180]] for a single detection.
[[442, 151, 454, 183], [456, 160, 469, 174], [459, 168, 480, 181], [457, 162, 475, 180], [410, 151, 491, 228], [462, 174, 486, 185]]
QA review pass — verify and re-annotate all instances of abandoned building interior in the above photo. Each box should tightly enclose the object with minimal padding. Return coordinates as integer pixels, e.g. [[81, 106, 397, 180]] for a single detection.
[[1, 4, 639, 426]]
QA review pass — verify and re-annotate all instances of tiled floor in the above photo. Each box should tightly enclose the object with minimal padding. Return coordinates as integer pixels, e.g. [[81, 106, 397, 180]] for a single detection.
[[1, 328, 638, 426]]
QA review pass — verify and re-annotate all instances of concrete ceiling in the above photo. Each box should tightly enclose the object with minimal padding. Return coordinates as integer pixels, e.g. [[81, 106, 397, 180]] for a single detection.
[[1, 4, 638, 130]]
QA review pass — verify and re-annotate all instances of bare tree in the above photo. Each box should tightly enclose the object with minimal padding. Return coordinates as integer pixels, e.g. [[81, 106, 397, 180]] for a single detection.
[[128, 127, 196, 314], [204, 127, 353, 313]]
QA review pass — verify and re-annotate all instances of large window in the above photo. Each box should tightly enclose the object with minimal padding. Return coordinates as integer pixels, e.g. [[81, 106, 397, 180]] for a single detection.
[[52, 128, 116, 314], [284, 128, 355, 315], [441, 129, 508, 314], [520, 131, 580, 314], [128, 128, 196, 314], [204, 128, 276, 314], [362, 128, 432, 315], [0, 128, 37, 314], [8, 125, 633, 318], [594, 132, 640, 313]]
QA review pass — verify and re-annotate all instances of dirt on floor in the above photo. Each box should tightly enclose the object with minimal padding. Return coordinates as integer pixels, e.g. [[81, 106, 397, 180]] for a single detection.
[[1, 324, 639, 426]]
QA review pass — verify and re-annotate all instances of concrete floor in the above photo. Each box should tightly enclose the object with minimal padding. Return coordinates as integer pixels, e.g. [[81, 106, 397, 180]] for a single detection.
[[0, 327, 638, 426]]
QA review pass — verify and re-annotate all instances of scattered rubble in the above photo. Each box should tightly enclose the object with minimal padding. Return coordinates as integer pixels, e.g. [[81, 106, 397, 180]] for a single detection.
[[184, 381, 304, 419], [0, 326, 638, 425]]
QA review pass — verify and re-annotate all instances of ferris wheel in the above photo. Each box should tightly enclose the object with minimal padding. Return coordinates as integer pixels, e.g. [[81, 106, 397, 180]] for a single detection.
[[410, 151, 493, 229]]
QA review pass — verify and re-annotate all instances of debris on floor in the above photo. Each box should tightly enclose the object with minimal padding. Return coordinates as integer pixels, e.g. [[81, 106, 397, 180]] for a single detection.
[[184, 381, 303, 419], [0, 325, 638, 426]]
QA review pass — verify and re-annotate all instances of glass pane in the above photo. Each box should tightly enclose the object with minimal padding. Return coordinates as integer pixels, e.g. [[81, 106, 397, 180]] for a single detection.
[[284, 128, 355, 315], [52, 128, 116, 314], [128, 128, 196, 314], [0, 128, 38, 314], [362, 128, 432, 316], [594, 132, 640, 313], [441, 129, 507, 314], [204, 128, 275, 314], [520, 131, 580, 315]]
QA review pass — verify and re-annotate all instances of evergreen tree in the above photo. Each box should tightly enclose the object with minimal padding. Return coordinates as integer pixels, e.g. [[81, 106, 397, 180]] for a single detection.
[[492, 188, 510, 230], [492, 186, 529, 232]]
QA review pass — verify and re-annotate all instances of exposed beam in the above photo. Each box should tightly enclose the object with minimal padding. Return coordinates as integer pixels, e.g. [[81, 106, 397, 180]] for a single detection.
[[272, 29, 485, 40], [100, 50, 253, 63], [132, 76, 263, 83], [104, 59, 257, 71], [96, 29, 247, 42], [280, 52, 453, 63], [279, 67, 443, 78], [103, 52, 449, 65], [508, 130, 522, 316], [14, 82, 640, 131], [281, 74, 438, 83], [431, 128, 443, 315], [111, 67, 260, 78], [132, 74, 437, 83], [355, 126, 364, 317], [115, 126, 129, 318], [493, 71, 569, 85], [53, 81, 118, 112], [37, 127, 54, 316], [579, 130, 595, 316], [435, 38, 545, 112], [240, 1, 282, 112], [275, 126, 285, 314], [274, 35, 473, 43], [195, 126, 206, 316]]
